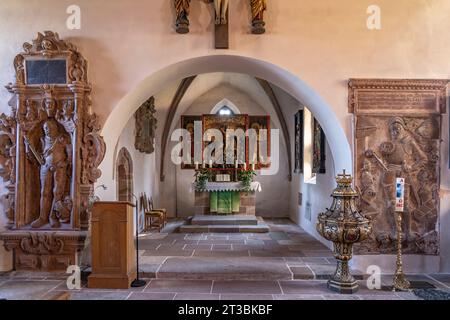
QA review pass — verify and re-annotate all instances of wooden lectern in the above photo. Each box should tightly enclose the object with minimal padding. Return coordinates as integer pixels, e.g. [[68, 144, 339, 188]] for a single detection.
[[88, 201, 136, 289]]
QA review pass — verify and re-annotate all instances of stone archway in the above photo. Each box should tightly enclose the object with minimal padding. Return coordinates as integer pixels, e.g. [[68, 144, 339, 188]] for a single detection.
[[116, 147, 133, 202], [98, 55, 353, 200]]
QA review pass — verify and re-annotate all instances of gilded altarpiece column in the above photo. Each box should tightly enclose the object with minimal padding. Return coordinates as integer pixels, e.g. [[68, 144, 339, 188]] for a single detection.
[[349, 79, 448, 255], [0, 31, 105, 271]]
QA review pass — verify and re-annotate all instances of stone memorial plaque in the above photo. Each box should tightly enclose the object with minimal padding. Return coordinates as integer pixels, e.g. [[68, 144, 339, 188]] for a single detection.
[[26, 59, 67, 84]]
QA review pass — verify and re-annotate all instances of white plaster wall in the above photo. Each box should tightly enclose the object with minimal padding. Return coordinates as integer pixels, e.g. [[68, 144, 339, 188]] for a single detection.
[[115, 117, 156, 229], [276, 84, 336, 247]]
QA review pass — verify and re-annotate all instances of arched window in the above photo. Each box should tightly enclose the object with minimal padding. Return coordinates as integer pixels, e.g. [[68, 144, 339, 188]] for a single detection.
[[116, 147, 133, 202], [210, 98, 241, 115], [216, 106, 234, 116]]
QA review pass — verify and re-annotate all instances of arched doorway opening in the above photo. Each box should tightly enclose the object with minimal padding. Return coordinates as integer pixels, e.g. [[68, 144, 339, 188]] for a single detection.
[[97, 55, 352, 200], [116, 147, 133, 202]]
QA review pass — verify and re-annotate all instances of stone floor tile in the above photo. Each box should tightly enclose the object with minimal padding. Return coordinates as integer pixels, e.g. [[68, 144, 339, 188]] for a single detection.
[[140, 255, 168, 264], [220, 294, 273, 300], [277, 240, 300, 245], [212, 244, 232, 250], [127, 292, 176, 300], [143, 249, 194, 257], [174, 293, 220, 300], [302, 257, 331, 264], [0, 280, 62, 300], [302, 250, 333, 257], [157, 244, 187, 250], [172, 239, 200, 245], [273, 294, 324, 300], [145, 279, 213, 293], [279, 280, 336, 295], [307, 264, 336, 279], [212, 280, 282, 294], [428, 274, 450, 288], [140, 264, 160, 278], [157, 257, 291, 281], [322, 294, 361, 300], [249, 250, 301, 258], [198, 240, 246, 245], [381, 274, 447, 289], [68, 290, 130, 300], [290, 266, 314, 280], [358, 294, 403, 300], [193, 250, 250, 258], [184, 244, 213, 250], [244, 239, 265, 246]]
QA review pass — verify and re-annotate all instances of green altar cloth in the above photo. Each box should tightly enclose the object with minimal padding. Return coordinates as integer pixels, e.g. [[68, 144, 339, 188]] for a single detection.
[[210, 191, 241, 214]]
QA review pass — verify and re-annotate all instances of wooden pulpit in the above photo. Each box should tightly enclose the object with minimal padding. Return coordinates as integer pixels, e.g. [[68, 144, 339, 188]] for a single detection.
[[88, 201, 136, 289]]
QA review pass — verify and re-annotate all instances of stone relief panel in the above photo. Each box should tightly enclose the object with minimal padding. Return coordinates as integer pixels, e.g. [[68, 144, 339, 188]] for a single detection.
[[349, 79, 448, 255]]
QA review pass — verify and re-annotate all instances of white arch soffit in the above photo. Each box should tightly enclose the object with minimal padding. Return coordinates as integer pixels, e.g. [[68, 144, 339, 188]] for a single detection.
[[210, 98, 241, 114], [100, 55, 352, 199]]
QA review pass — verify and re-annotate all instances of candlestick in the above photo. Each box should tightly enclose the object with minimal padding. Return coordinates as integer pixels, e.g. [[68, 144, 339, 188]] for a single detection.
[[235, 160, 238, 169], [195, 161, 199, 170], [202, 162, 206, 169], [209, 159, 213, 168], [244, 163, 247, 170], [251, 163, 255, 171]]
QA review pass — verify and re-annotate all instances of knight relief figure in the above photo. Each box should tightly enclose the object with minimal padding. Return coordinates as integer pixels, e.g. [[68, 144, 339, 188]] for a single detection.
[[365, 117, 428, 245], [25, 97, 73, 229]]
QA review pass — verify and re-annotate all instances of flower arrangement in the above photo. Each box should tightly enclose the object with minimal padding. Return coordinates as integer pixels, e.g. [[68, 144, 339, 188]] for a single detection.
[[238, 169, 256, 192], [195, 168, 213, 191]]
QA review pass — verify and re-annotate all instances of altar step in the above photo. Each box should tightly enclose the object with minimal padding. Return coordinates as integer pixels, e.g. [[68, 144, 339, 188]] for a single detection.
[[191, 215, 259, 225], [178, 215, 269, 233]]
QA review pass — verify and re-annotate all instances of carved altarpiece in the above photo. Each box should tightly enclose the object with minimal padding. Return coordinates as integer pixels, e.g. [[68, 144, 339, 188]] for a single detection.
[[0, 32, 105, 271], [349, 79, 448, 255]]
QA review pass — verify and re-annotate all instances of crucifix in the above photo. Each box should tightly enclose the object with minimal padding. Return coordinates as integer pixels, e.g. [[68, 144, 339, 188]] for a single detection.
[[174, 0, 267, 48], [208, 0, 229, 49]]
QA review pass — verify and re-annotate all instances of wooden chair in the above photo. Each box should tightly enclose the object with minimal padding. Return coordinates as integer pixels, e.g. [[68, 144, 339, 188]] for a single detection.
[[148, 196, 167, 228], [141, 193, 165, 232]]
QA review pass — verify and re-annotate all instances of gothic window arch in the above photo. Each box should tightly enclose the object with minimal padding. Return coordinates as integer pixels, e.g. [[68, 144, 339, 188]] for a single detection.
[[116, 147, 133, 202], [210, 98, 241, 115]]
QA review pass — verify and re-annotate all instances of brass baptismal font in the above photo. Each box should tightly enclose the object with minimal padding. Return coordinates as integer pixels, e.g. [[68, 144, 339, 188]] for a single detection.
[[317, 170, 372, 294]]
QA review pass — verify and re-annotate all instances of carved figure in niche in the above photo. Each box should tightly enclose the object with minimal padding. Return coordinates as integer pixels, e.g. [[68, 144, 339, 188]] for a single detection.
[[25, 98, 72, 228], [358, 159, 379, 219], [414, 169, 438, 234], [250, 0, 267, 34], [57, 100, 76, 133], [365, 117, 427, 243], [174, 0, 191, 34], [0, 114, 15, 183]]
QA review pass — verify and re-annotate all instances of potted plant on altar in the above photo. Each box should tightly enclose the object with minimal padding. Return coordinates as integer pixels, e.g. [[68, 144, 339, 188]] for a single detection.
[[195, 168, 213, 191], [238, 169, 256, 192]]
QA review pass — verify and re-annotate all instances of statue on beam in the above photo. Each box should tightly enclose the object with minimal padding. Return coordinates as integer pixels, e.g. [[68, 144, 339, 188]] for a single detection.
[[174, 0, 191, 34], [250, 0, 267, 34]]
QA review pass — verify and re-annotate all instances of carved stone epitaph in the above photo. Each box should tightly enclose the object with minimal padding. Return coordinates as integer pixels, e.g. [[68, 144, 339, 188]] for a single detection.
[[349, 79, 448, 255], [0, 31, 106, 271], [135, 97, 156, 154]]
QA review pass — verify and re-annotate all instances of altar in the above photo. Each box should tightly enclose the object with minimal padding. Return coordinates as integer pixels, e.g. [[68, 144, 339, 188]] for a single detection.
[[193, 182, 261, 215]]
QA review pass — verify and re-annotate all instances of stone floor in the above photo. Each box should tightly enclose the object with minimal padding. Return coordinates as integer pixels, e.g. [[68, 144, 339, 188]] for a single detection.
[[1, 218, 449, 300]]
